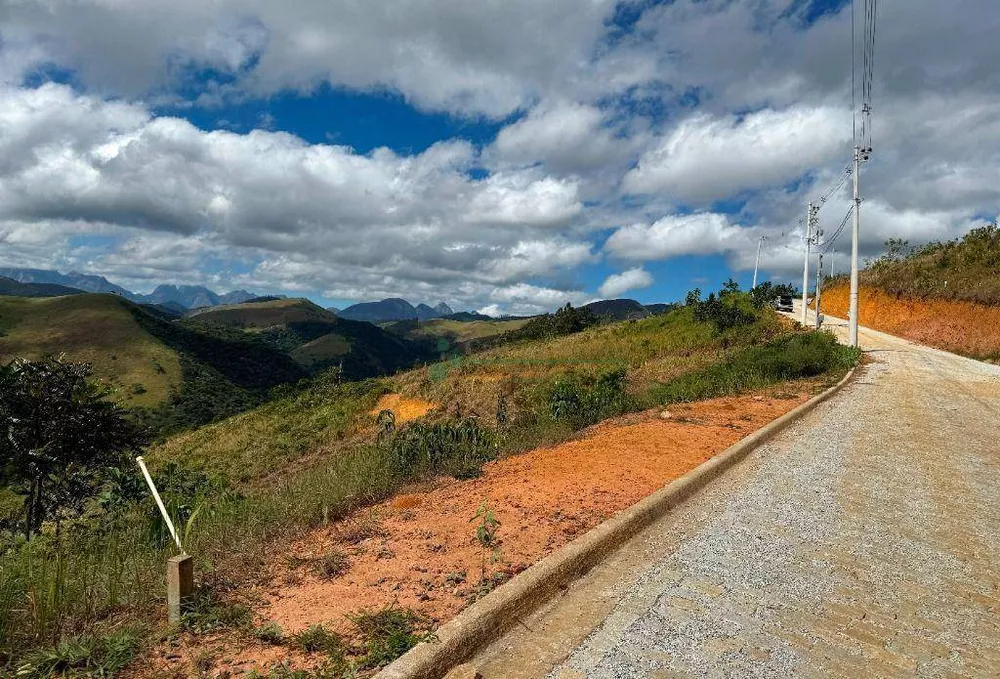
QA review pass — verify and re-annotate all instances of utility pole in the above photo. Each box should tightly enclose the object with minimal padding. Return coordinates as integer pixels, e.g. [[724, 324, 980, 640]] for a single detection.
[[849, 146, 862, 346], [752, 236, 765, 289], [814, 251, 824, 329], [801, 203, 819, 325]]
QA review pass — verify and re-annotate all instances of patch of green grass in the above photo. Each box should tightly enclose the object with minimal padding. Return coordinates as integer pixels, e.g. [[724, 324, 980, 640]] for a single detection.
[[253, 622, 286, 645], [292, 624, 345, 656], [384, 417, 498, 480], [180, 586, 251, 635], [650, 331, 860, 404]]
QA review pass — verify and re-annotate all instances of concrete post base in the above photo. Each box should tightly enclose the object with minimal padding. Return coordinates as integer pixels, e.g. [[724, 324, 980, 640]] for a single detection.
[[167, 554, 194, 624]]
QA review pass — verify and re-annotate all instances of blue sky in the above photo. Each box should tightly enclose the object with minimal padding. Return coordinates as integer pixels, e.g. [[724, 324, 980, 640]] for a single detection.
[[1, 0, 997, 314]]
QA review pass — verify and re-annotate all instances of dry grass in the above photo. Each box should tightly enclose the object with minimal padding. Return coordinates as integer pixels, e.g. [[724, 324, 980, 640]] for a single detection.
[[0, 294, 182, 407], [407, 318, 530, 343]]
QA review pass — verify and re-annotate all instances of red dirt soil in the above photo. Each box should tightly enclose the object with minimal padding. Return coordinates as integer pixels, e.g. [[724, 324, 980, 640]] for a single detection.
[[821, 283, 1000, 360], [135, 387, 821, 677]]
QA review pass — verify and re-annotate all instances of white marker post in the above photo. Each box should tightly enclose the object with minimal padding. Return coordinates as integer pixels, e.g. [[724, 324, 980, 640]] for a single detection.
[[136, 456, 193, 623]]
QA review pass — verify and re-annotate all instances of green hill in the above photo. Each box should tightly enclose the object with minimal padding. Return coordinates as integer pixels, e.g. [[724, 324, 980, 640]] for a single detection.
[[0, 276, 83, 298], [0, 294, 183, 407], [0, 294, 306, 430], [186, 297, 335, 326], [186, 297, 435, 379]]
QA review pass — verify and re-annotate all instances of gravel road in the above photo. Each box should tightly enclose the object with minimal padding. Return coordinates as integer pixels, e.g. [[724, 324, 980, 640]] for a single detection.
[[473, 312, 1000, 678]]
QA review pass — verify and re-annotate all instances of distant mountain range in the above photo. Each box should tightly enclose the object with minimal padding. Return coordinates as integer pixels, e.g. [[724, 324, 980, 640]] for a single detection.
[[0, 276, 84, 298], [337, 297, 455, 322], [0, 268, 254, 309]]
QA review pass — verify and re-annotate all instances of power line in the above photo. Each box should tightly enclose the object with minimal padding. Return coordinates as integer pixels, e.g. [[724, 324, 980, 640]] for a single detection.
[[821, 205, 855, 254], [793, 164, 854, 230]]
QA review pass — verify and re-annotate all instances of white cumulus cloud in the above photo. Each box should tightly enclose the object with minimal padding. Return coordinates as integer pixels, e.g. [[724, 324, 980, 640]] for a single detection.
[[597, 267, 653, 298], [624, 106, 851, 204]]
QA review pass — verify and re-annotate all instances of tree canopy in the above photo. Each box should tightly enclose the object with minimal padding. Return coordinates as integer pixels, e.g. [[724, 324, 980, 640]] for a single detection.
[[0, 357, 146, 538]]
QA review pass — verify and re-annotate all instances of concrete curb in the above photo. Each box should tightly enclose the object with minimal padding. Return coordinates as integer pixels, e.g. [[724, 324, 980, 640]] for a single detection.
[[377, 367, 859, 679]]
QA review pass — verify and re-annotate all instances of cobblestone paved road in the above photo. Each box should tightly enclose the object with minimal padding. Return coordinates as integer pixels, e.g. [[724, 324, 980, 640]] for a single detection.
[[474, 313, 1000, 678]]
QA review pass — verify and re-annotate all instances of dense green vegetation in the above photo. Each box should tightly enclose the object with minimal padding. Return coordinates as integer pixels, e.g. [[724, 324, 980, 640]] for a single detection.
[[858, 222, 1000, 304], [0, 283, 859, 675]]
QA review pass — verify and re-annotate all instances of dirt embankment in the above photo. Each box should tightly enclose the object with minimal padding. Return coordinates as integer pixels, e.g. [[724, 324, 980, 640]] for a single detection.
[[136, 386, 824, 677], [820, 283, 1000, 360]]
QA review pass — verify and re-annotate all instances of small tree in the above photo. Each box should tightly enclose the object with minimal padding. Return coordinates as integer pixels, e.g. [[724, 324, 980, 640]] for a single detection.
[[0, 357, 145, 539]]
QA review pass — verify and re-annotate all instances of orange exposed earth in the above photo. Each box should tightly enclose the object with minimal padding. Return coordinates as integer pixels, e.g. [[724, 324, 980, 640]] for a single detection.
[[371, 394, 437, 422], [821, 283, 1000, 360], [136, 386, 822, 677]]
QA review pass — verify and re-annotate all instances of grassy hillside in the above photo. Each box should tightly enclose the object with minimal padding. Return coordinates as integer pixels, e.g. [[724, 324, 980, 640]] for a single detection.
[[0, 294, 308, 429], [187, 297, 335, 327], [0, 294, 183, 407], [863, 223, 1000, 304]]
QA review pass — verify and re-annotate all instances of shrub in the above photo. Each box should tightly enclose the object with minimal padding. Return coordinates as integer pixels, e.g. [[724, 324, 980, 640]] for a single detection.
[[693, 289, 760, 333]]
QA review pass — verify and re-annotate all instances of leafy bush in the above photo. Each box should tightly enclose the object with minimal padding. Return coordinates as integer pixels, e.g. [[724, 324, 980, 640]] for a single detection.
[[385, 418, 497, 479], [547, 367, 633, 429], [692, 286, 760, 333]]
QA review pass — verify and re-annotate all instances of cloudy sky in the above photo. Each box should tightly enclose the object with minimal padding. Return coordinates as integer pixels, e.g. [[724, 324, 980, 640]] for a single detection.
[[1, 0, 997, 314]]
